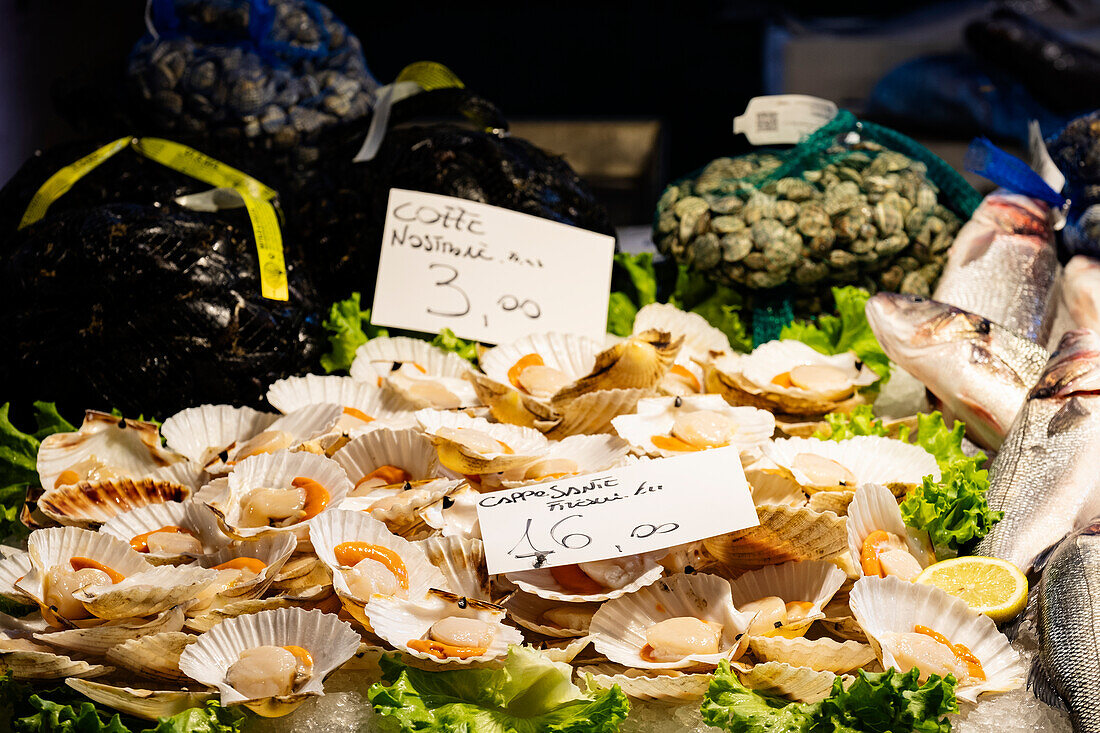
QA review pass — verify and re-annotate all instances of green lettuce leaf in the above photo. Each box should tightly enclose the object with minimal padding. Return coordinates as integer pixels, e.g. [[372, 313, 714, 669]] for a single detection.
[[780, 286, 890, 380], [145, 702, 244, 733], [904, 412, 984, 473], [319, 293, 389, 373], [669, 265, 751, 353], [606, 292, 639, 337], [614, 252, 657, 308], [368, 646, 629, 733], [430, 329, 479, 366], [812, 405, 891, 441], [701, 662, 956, 733], [0, 402, 75, 542], [901, 462, 1001, 551]]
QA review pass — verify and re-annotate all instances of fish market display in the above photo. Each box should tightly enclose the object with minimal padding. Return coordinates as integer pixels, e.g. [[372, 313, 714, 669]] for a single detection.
[[1033, 523, 1100, 733], [866, 292, 1048, 450], [974, 329, 1100, 573], [932, 190, 1057, 344], [0, 298, 1031, 733]]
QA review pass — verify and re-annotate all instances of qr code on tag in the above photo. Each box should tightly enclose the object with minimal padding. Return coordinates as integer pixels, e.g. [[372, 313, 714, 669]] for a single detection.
[[756, 112, 778, 131]]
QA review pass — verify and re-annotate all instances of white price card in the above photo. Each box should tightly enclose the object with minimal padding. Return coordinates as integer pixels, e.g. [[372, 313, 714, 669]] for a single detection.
[[370, 189, 616, 344], [476, 446, 760, 576]]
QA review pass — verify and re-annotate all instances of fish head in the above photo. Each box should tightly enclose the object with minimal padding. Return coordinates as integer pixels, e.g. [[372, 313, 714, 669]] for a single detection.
[[866, 293, 994, 360], [1031, 328, 1100, 400], [981, 193, 1052, 237]]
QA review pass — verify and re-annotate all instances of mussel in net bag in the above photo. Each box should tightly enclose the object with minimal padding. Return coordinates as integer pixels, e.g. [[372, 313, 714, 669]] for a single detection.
[[0, 138, 322, 420], [287, 83, 615, 300]]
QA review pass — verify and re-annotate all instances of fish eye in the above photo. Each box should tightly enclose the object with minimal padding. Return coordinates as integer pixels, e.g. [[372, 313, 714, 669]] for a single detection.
[[975, 320, 991, 335], [912, 296, 926, 303]]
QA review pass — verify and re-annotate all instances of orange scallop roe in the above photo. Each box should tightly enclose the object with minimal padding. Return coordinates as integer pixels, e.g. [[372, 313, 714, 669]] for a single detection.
[[770, 372, 794, 388], [334, 542, 409, 590], [914, 625, 986, 681], [355, 465, 412, 489], [69, 557, 125, 584], [860, 530, 893, 577], [507, 353, 545, 391], [291, 476, 330, 520], [56, 470, 81, 486], [651, 434, 704, 452], [212, 557, 267, 574], [669, 364, 701, 392], [282, 645, 313, 668], [130, 525, 194, 553], [550, 564, 604, 595], [342, 406, 374, 424], [406, 638, 486, 659]]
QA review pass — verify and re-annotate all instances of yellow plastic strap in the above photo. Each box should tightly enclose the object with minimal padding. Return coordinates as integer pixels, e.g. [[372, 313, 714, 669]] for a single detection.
[[396, 61, 465, 91], [243, 195, 289, 301], [17, 137, 132, 230], [131, 137, 278, 201]]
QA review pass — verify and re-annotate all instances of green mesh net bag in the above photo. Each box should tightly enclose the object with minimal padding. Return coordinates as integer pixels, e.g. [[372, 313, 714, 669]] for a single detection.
[[653, 109, 982, 341]]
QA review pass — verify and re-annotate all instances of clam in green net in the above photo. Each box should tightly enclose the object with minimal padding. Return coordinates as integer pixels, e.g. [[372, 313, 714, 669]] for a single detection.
[[653, 109, 981, 331]]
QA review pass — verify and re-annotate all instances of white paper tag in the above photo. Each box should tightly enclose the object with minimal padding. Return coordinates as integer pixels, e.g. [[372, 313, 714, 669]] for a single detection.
[[476, 447, 759, 575], [733, 95, 839, 146], [371, 189, 615, 344], [1028, 120, 1069, 231]]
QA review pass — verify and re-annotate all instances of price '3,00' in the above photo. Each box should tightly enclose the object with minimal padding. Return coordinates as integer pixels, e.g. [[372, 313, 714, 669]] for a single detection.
[[426, 263, 541, 324]]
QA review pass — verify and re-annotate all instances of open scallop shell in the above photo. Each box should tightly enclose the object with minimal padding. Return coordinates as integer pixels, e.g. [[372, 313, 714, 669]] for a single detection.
[[749, 636, 875, 674], [37, 411, 188, 492], [365, 588, 522, 665], [502, 591, 598, 638], [74, 564, 218, 620], [268, 374, 382, 414], [421, 484, 481, 540], [544, 388, 652, 439], [0, 551, 34, 605], [506, 552, 665, 603], [848, 575, 1024, 702], [106, 631, 196, 682], [634, 303, 731, 357], [100, 502, 230, 564], [728, 560, 847, 637], [808, 491, 855, 515], [415, 410, 548, 474], [706, 342, 878, 417], [583, 663, 713, 703], [746, 469, 807, 508], [734, 660, 848, 703], [309, 509, 446, 605], [416, 536, 489, 601], [268, 554, 332, 594], [34, 605, 186, 656], [37, 478, 192, 530], [589, 572, 752, 669], [350, 336, 475, 381], [846, 483, 936, 578], [0, 635, 112, 679], [338, 478, 464, 539], [704, 506, 848, 572], [611, 395, 774, 458], [192, 533, 297, 604], [212, 450, 352, 541], [18, 526, 152, 620], [65, 679, 213, 721], [480, 332, 602, 390], [335, 428, 442, 492], [499, 434, 631, 487], [763, 437, 939, 494], [161, 405, 277, 465], [178, 606, 361, 716], [552, 330, 682, 404]]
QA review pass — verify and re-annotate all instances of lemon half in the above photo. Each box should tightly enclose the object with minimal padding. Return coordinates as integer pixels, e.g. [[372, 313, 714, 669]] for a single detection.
[[915, 556, 1028, 623]]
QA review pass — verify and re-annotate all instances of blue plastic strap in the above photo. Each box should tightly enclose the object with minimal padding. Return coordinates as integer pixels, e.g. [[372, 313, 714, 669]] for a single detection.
[[964, 137, 1066, 206]]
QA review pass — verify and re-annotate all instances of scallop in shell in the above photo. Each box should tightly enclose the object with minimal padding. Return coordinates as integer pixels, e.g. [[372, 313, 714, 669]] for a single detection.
[[763, 436, 939, 495], [748, 636, 875, 674], [415, 410, 548, 475], [37, 478, 192, 530], [746, 469, 807, 508], [589, 572, 752, 669], [544, 388, 652, 439], [208, 404, 346, 474], [0, 550, 35, 605], [37, 411, 189, 492], [848, 575, 1024, 702], [733, 660, 849, 703], [309, 509, 445, 607], [633, 302, 731, 357], [704, 505, 848, 572], [34, 606, 187, 657], [192, 533, 297, 606], [338, 477, 464, 539], [480, 332, 601, 399], [506, 552, 665, 603], [421, 483, 481, 540], [100, 502, 229, 564], [74, 563, 219, 621], [211, 450, 351, 541], [161, 405, 277, 465], [364, 588, 523, 665], [416, 535, 489, 601], [64, 679, 213, 721], [611, 395, 774, 458], [499, 434, 630, 487], [106, 631, 196, 682], [502, 591, 598, 638], [0, 634, 112, 679], [350, 337, 478, 410], [727, 560, 847, 638], [705, 341, 878, 417], [846, 483, 935, 580], [334, 428, 442, 496], [582, 663, 713, 703], [178, 606, 361, 717], [552, 329, 682, 404]]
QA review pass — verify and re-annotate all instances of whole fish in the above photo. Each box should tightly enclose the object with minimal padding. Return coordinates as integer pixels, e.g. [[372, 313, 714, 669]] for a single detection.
[[1033, 522, 1100, 732], [866, 292, 1048, 450], [1063, 255, 1100, 332], [974, 329, 1100, 573], [933, 190, 1058, 344]]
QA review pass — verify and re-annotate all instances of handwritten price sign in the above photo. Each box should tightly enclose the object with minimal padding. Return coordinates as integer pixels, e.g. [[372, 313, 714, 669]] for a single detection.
[[476, 447, 760, 575], [370, 189, 615, 344]]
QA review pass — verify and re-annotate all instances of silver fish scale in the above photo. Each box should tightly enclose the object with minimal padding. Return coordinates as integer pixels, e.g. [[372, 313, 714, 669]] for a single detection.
[[933, 235, 1058, 344], [1038, 528, 1100, 732], [975, 393, 1100, 572]]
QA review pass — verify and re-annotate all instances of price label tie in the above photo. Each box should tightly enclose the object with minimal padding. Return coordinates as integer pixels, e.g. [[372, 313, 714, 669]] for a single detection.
[[370, 189, 615, 344], [476, 446, 760, 576]]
